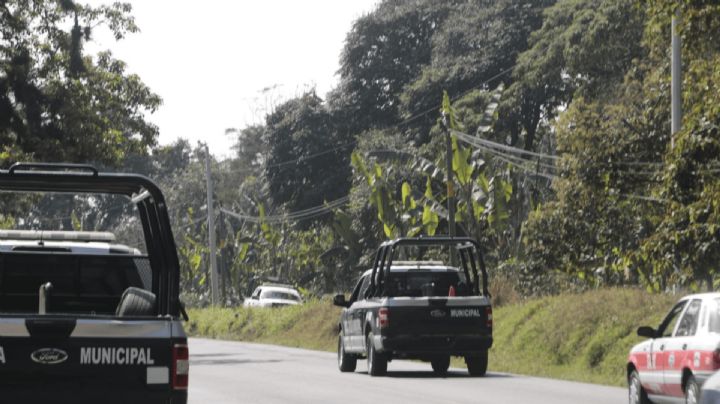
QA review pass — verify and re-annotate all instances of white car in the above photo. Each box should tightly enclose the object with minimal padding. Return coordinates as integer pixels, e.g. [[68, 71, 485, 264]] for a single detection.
[[700, 370, 720, 404], [243, 284, 302, 308], [628, 293, 720, 404]]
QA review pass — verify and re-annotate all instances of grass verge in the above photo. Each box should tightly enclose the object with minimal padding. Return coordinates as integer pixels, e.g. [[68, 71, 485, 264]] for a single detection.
[[186, 288, 677, 386]]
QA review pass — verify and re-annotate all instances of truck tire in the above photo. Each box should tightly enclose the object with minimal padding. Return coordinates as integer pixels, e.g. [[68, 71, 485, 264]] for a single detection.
[[629, 370, 651, 404], [366, 332, 387, 376], [685, 375, 699, 404], [116, 287, 156, 317], [338, 335, 357, 372], [465, 351, 488, 377], [431, 356, 450, 376]]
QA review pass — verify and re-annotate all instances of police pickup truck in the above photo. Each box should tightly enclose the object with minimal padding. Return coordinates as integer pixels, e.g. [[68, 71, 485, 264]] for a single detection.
[[0, 163, 188, 403], [333, 237, 492, 376]]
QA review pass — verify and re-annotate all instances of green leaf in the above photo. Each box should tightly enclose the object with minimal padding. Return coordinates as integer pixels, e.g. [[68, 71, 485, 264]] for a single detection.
[[451, 136, 473, 185], [425, 176, 434, 198], [237, 243, 250, 261], [383, 223, 394, 238], [71, 211, 82, 231], [374, 163, 383, 179], [351, 152, 372, 186], [401, 181, 416, 209]]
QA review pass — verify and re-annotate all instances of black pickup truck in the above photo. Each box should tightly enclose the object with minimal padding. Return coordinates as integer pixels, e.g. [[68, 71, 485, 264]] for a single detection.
[[0, 163, 188, 403], [333, 237, 492, 376]]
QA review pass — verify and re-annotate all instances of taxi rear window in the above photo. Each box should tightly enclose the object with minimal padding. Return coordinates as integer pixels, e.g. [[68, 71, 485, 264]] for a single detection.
[[708, 298, 720, 333]]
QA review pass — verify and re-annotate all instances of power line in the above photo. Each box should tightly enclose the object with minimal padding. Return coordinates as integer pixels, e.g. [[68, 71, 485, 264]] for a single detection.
[[265, 141, 357, 170], [220, 195, 350, 224], [451, 129, 670, 203], [453, 130, 559, 161]]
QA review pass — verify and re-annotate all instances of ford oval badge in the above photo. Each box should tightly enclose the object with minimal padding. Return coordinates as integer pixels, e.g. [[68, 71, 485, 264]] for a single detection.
[[31, 348, 68, 365], [430, 309, 446, 318]]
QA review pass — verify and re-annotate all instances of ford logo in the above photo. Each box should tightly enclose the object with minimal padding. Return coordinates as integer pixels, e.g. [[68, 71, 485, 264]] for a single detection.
[[430, 309, 446, 318], [31, 348, 68, 365]]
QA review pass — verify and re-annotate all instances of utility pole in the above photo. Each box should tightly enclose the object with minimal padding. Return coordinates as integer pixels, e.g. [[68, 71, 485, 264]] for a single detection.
[[204, 144, 219, 306], [442, 113, 456, 239], [671, 10, 682, 149], [442, 113, 457, 267]]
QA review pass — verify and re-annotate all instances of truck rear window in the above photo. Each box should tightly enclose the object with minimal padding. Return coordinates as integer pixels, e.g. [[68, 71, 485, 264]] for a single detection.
[[385, 271, 470, 297], [0, 252, 151, 315]]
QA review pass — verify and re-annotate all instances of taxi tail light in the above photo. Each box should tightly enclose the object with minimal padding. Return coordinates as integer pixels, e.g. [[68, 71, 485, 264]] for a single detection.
[[486, 306, 493, 329], [713, 349, 720, 370], [172, 343, 189, 390], [378, 307, 389, 329]]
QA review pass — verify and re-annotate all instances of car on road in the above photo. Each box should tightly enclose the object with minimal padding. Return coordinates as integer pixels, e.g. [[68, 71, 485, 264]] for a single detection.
[[700, 370, 720, 404], [627, 293, 720, 404], [0, 163, 188, 403], [244, 284, 303, 308], [333, 237, 492, 377]]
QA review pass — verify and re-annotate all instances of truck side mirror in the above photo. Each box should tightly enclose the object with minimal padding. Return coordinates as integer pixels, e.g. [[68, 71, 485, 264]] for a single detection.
[[333, 294, 349, 308], [637, 326, 657, 339]]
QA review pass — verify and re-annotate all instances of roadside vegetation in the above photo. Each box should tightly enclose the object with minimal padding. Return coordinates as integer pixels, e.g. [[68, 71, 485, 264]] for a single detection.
[[3, 0, 720, 302], [188, 288, 677, 386]]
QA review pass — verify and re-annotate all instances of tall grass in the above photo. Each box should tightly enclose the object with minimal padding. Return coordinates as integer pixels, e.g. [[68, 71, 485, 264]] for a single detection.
[[187, 299, 340, 352], [187, 289, 677, 386]]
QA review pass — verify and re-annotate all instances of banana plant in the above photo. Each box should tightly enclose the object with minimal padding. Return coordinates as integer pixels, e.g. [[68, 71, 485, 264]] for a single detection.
[[351, 152, 440, 238], [348, 85, 511, 254]]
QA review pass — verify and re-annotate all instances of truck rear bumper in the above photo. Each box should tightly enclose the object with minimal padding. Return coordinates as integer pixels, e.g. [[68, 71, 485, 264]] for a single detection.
[[376, 334, 493, 357]]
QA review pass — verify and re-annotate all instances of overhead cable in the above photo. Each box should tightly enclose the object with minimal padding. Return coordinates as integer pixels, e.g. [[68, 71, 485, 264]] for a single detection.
[[220, 195, 350, 224]]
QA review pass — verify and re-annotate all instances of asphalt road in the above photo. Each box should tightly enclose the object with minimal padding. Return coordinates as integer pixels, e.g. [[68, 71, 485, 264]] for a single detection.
[[188, 338, 626, 404]]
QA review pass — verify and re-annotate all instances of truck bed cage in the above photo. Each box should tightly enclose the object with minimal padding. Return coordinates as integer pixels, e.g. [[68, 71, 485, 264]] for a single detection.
[[0, 162, 182, 317], [368, 236, 489, 298]]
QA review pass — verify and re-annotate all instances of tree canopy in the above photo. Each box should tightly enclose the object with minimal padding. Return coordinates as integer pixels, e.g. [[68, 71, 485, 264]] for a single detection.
[[0, 0, 160, 166]]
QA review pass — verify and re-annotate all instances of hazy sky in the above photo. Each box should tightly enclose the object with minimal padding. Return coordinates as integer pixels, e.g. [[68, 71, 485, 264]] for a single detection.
[[85, 0, 378, 158]]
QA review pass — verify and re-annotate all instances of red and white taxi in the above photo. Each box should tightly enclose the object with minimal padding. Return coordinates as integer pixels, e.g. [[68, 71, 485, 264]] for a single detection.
[[628, 293, 720, 404]]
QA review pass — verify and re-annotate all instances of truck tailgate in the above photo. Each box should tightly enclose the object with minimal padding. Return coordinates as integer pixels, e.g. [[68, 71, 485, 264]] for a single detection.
[[385, 297, 491, 336], [0, 316, 186, 403]]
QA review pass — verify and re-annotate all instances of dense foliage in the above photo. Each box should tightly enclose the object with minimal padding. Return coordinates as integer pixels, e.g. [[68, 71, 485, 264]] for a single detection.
[[4, 0, 720, 303]]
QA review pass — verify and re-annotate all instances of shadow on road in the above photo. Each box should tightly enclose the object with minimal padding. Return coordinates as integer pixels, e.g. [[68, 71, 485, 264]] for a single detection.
[[191, 353, 240, 358], [377, 371, 512, 379], [190, 356, 283, 366]]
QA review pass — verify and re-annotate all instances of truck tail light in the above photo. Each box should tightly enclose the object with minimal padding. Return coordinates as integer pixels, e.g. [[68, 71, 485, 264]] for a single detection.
[[713, 349, 720, 370], [378, 307, 389, 329], [172, 343, 189, 390], [486, 306, 493, 329]]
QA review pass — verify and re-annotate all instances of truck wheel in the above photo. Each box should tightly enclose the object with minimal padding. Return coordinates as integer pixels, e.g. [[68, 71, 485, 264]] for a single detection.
[[685, 375, 699, 404], [366, 332, 387, 376], [628, 370, 651, 404], [465, 351, 488, 377], [431, 356, 450, 376], [338, 335, 357, 372]]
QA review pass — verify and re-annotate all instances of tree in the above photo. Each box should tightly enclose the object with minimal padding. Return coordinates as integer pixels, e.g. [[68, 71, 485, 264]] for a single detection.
[[329, 1, 453, 133], [400, 0, 555, 141], [498, 0, 646, 152], [631, 0, 720, 291], [0, 0, 160, 166], [265, 91, 351, 216]]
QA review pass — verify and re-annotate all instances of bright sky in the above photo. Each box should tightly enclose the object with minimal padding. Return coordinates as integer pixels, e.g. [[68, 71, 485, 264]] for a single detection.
[[85, 0, 378, 159]]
